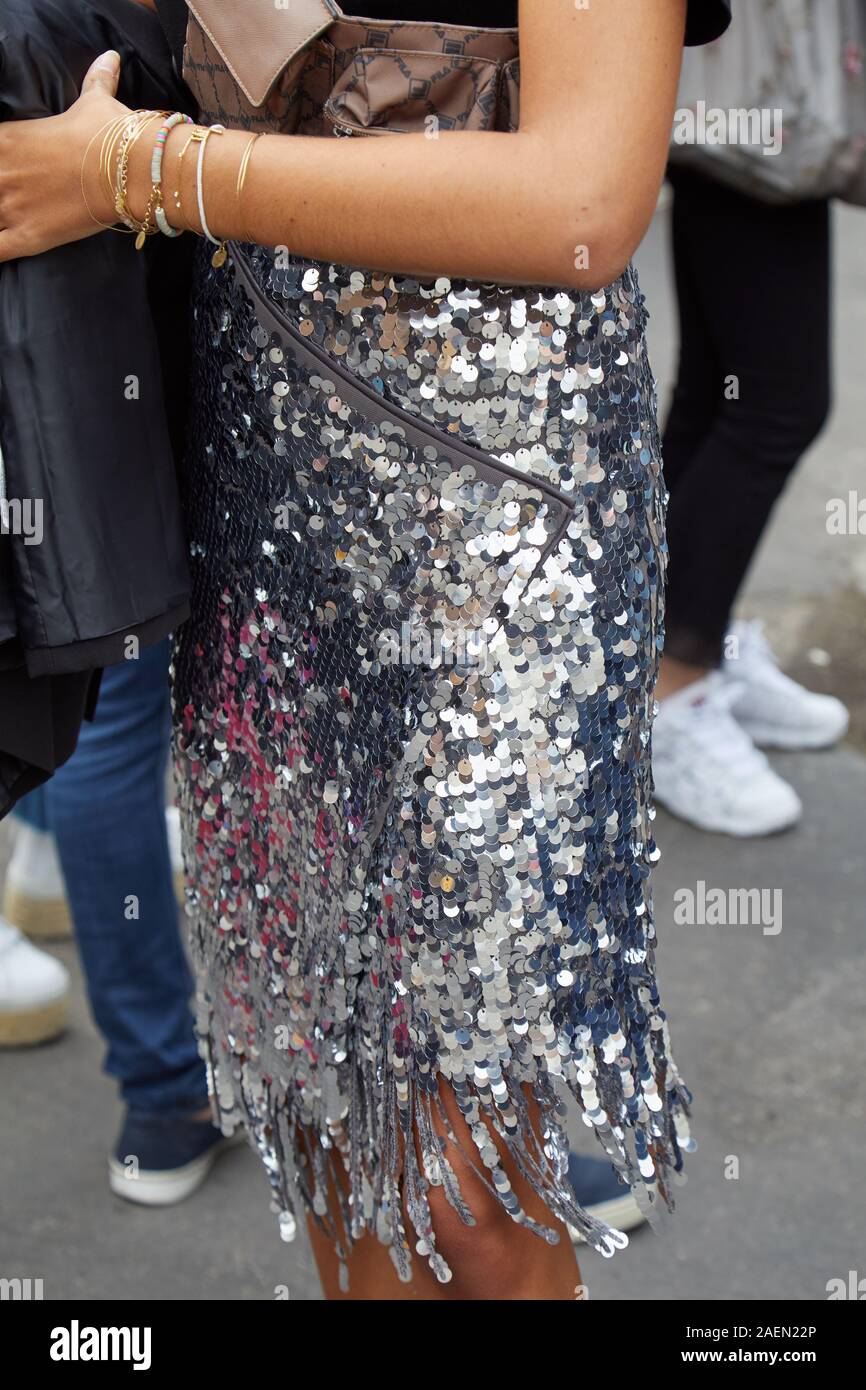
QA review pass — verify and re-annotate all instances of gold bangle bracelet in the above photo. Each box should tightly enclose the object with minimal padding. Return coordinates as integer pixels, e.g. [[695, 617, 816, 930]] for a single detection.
[[80, 115, 134, 231], [99, 114, 139, 224], [235, 132, 261, 244], [95, 114, 134, 205], [172, 128, 200, 222], [112, 114, 146, 227]]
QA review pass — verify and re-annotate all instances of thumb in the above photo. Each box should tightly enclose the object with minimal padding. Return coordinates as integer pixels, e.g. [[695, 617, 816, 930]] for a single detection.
[[81, 49, 121, 97]]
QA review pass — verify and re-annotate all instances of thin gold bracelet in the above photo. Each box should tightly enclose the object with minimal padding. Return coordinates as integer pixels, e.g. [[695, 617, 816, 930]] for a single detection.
[[80, 115, 135, 231], [95, 115, 128, 213], [112, 114, 146, 228], [99, 114, 140, 223], [235, 133, 261, 244], [171, 127, 201, 222]]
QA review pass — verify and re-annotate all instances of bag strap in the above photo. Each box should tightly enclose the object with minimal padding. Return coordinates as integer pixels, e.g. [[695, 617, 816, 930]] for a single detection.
[[153, 0, 192, 77], [184, 0, 341, 107]]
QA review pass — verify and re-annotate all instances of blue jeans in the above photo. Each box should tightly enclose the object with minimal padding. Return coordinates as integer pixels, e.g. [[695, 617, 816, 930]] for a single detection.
[[15, 639, 207, 1113]]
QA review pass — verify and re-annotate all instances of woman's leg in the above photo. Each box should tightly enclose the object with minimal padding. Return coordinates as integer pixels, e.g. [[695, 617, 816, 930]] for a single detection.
[[306, 1077, 582, 1301], [655, 169, 721, 699], [653, 170, 833, 833], [660, 168, 831, 673], [9, 784, 51, 833]]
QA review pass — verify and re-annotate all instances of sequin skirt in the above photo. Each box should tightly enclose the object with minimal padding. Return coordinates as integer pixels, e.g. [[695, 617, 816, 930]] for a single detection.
[[171, 242, 693, 1285]]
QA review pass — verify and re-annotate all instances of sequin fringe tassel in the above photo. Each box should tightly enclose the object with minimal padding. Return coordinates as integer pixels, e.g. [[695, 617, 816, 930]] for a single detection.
[[195, 983, 692, 1290]]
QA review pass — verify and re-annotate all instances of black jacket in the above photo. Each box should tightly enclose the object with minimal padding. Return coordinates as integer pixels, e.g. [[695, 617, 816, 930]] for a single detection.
[[0, 0, 196, 816]]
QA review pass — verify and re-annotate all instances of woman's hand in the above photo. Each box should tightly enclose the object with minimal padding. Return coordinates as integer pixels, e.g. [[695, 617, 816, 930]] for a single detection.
[[0, 51, 129, 263]]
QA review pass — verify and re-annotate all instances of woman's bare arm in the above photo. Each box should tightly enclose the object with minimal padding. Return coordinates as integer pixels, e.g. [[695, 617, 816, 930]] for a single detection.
[[0, 0, 686, 289]]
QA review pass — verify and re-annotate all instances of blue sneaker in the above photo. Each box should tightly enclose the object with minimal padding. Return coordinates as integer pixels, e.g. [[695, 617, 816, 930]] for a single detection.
[[567, 1153, 646, 1241], [109, 1104, 240, 1207]]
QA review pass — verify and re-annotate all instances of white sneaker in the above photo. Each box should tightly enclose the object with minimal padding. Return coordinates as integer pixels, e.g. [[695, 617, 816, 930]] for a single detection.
[[165, 804, 186, 903], [652, 672, 802, 836], [724, 620, 850, 750], [4, 808, 185, 941], [0, 915, 70, 1046], [2, 822, 71, 939]]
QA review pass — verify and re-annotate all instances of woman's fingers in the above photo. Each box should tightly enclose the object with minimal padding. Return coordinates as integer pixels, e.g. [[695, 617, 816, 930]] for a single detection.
[[80, 50, 121, 98]]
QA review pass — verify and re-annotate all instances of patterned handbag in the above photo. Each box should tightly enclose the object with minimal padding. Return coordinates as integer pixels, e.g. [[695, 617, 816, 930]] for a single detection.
[[181, 0, 521, 136]]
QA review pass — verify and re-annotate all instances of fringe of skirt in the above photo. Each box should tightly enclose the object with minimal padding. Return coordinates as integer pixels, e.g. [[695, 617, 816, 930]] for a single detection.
[[194, 977, 693, 1290]]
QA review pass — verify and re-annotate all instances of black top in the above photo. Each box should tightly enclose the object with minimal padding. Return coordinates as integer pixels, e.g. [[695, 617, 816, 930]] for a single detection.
[[357, 2, 732, 46], [156, 3, 732, 75]]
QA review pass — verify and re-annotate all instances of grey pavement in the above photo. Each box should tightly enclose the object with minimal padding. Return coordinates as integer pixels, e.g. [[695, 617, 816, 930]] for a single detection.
[[1, 203, 863, 1302]]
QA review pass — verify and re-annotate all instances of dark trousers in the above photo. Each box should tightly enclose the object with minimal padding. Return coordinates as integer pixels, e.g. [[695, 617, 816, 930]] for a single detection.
[[661, 167, 832, 668]]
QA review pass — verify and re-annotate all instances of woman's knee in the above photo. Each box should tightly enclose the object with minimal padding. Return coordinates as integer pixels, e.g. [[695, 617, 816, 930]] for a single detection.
[[424, 1180, 535, 1293], [718, 380, 832, 475], [413, 1079, 579, 1296], [788, 378, 833, 455], [423, 1167, 579, 1298]]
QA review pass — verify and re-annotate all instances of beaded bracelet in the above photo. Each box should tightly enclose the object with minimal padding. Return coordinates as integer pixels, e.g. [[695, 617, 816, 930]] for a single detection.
[[151, 110, 194, 238]]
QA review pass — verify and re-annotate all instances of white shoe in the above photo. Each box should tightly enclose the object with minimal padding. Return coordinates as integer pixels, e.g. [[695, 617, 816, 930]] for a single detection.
[[569, 1193, 644, 1245], [0, 915, 70, 1045], [165, 804, 186, 903], [2, 822, 71, 940], [724, 620, 850, 750], [652, 672, 802, 836], [4, 808, 185, 941]]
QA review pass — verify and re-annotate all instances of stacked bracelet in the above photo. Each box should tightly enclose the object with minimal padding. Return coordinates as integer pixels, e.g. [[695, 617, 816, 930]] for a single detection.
[[116, 112, 168, 245], [80, 108, 257, 259], [151, 110, 194, 238]]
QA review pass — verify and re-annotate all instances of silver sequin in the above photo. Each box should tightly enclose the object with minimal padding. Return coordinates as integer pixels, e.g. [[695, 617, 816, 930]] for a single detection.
[[171, 241, 692, 1286]]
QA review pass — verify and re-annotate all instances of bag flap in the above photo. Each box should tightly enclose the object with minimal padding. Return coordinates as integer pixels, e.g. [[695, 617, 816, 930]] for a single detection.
[[186, 0, 339, 107]]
